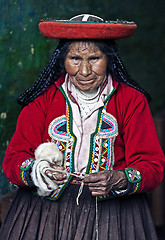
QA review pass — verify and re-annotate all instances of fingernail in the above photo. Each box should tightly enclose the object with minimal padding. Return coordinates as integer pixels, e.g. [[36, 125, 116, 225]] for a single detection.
[[47, 172, 52, 177]]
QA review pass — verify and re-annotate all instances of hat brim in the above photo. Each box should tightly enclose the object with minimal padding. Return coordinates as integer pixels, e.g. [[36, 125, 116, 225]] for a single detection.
[[38, 21, 137, 39]]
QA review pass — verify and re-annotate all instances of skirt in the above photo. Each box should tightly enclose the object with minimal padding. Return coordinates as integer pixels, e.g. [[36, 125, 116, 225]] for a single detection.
[[0, 184, 158, 240]]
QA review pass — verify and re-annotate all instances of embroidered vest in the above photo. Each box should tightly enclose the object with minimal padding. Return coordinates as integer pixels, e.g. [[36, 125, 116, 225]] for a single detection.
[[47, 87, 118, 200]]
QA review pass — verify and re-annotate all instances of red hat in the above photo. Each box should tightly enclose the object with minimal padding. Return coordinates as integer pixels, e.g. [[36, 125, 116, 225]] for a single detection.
[[39, 14, 137, 40]]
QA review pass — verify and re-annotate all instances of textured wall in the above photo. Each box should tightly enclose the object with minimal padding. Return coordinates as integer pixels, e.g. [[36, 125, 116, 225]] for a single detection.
[[0, 0, 165, 194]]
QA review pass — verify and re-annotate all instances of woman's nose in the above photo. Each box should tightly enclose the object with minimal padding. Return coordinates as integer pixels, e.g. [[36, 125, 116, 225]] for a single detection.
[[79, 61, 92, 76]]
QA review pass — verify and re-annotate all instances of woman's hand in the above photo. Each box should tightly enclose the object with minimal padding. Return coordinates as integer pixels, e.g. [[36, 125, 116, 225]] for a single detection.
[[45, 164, 68, 186], [31, 160, 68, 196], [84, 170, 128, 196]]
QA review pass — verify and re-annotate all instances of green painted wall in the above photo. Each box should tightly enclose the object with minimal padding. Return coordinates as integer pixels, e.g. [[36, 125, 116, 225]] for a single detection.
[[0, 0, 165, 195]]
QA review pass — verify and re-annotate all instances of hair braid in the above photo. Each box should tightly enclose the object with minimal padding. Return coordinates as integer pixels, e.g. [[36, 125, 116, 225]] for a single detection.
[[95, 40, 151, 102], [17, 46, 62, 107], [111, 49, 151, 101], [17, 39, 151, 107]]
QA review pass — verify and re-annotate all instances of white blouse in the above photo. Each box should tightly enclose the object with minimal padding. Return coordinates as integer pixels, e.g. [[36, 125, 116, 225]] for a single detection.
[[61, 74, 113, 173]]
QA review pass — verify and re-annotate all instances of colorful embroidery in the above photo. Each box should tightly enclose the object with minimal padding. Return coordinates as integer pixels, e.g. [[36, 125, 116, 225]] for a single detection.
[[87, 110, 118, 174], [46, 87, 120, 201], [20, 171, 29, 186], [48, 115, 70, 142], [125, 168, 141, 183], [65, 101, 76, 174], [132, 182, 141, 193], [49, 175, 72, 200], [89, 135, 101, 173], [20, 158, 35, 170], [47, 99, 77, 200], [99, 112, 118, 138], [54, 141, 66, 155], [99, 138, 116, 171], [20, 158, 35, 186], [125, 168, 141, 194], [48, 111, 76, 174]]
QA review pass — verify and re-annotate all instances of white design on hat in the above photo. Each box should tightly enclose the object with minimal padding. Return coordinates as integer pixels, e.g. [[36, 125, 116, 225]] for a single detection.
[[70, 14, 103, 22]]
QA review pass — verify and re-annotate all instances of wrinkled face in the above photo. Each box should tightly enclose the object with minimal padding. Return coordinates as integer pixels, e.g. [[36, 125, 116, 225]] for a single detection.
[[64, 41, 107, 91]]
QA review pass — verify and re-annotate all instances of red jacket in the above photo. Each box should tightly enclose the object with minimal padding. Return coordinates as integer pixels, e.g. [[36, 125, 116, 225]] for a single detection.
[[3, 74, 165, 196]]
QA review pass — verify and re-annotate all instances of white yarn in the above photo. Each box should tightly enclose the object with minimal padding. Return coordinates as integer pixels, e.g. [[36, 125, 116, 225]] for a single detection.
[[35, 142, 63, 165], [70, 172, 99, 240], [31, 142, 64, 196]]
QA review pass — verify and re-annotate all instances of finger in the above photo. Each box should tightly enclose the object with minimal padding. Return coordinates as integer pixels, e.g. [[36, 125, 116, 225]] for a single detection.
[[89, 185, 108, 193], [49, 163, 65, 170], [45, 170, 53, 178], [84, 171, 112, 184], [87, 178, 114, 189], [84, 173, 103, 183], [45, 171, 67, 180], [87, 181, 108, 187], [89, 185, 112, 196], [52, 179, 68, 185], [90, 191, 102, 196], [89, 189, 106, 196], [52, 172, 67, 180]]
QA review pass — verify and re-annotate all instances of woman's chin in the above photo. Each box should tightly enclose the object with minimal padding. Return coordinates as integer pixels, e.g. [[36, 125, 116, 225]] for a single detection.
[[77, 85, 96, 91]]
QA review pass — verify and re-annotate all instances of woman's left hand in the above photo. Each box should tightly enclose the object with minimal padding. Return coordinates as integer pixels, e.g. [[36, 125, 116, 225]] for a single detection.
[[84, 170, 128, 196]]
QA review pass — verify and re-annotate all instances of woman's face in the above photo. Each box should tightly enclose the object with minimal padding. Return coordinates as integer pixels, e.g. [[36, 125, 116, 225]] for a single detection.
[[64, 41, 107, 91]]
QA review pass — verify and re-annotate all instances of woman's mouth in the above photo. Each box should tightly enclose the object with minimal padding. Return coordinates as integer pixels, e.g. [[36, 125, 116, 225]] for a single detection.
[[76, 78, 96, 85]]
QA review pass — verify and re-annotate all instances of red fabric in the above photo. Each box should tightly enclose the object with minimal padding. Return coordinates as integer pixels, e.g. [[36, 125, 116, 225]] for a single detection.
[[3, 74, 165, 193], [38, 21, 137, 39]]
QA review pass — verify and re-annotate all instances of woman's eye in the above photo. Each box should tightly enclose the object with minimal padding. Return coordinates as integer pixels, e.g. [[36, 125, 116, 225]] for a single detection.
[[89, 57, 100, 61], [71, 56, 81, 61]]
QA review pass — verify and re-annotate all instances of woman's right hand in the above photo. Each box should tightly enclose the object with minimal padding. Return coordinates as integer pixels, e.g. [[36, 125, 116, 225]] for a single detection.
[[45, 164, 68, 186], [31, 159, 67, 196]]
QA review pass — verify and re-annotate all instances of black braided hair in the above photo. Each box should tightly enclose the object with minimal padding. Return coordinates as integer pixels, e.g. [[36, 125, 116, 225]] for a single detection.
[[93, 39, 151, 102], [17, 41, 71, 107], [17, 39, 151, 107]]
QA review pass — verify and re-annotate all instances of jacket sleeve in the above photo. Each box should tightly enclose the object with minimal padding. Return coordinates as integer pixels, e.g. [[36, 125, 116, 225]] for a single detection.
[[2, 90, 52, 187], [121, 90, 165, 193]]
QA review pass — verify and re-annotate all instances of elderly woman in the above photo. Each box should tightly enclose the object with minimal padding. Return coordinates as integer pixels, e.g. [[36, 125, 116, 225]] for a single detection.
[[1, 14, 165, 240]]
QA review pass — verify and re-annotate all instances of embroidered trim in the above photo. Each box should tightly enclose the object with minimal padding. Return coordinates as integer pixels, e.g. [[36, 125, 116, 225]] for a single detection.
[[48, 108, 76, 175], [87, 107, 118, 174], [132, 181, 141, 193], [45, 88, 77, 200], [70, 177, 87, 185], [99, 112, 118, 138], [48, 115, 70, 142], [48, 174, 72, 200], [87, 107, 103, 174], [46, 86, 119, 201], [124, 168, 141, 194], [99, 137, 116, 171], [20, 158, 35, 170], [125, 168, 141, 183], [65, 101, 76, 174], [20, 158, 35, 187]]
